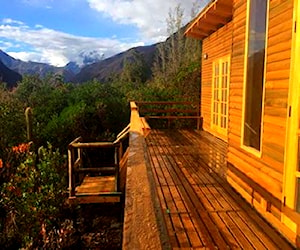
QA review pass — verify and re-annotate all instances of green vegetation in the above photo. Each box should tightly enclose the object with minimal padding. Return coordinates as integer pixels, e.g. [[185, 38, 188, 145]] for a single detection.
[[0, 4, 202, 248], [0, 76, 130, 248]]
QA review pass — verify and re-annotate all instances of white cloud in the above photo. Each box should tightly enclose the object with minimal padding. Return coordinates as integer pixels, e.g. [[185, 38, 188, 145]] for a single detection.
[[0, 41, 15, 51], [87, 0, 208, 43], [0, 1, 209, 66], [2, 18, 25, 26], [0, 21, 144, 66]]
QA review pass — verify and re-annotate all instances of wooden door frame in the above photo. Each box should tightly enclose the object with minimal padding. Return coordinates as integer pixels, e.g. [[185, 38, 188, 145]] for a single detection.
[[282, 0, 300, 232]]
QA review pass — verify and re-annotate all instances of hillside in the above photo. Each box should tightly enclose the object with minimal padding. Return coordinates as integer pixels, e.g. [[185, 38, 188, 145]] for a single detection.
[[74, 45, 156, 83], [73, 24, 199, 84], [0, 24, 200, 86], [0, 50, 74, 82], [0, 60, 22, 88]]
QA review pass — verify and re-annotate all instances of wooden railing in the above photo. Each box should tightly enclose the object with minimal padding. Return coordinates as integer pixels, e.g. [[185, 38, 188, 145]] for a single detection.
[[122, 102, 170, 249], [135, 101, 202, 129], [68, 125, 129, 199]]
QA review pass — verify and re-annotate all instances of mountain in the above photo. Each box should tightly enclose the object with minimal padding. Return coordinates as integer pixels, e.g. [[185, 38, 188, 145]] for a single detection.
[[0, 50, 74, 81], [73, 25, 194, 84], [74, 45, 156, 83], [65, 61, 81, 75], [0, 25, 197, 85], [65, 50, 105, 75], [0, 60, 22, 88]]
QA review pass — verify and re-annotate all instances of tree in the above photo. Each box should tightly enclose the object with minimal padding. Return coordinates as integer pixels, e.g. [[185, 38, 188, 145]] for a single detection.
[[151, 2, 202, 102], [121, 49, 149, 85]]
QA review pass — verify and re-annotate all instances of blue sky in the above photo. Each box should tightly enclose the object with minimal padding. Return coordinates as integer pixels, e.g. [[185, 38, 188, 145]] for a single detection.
[[0, 0, 207, 66]]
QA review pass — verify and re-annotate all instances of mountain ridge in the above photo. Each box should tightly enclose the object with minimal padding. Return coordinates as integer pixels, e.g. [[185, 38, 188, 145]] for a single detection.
[[0, 25, 190, 86], [0, 60, 22, 88]]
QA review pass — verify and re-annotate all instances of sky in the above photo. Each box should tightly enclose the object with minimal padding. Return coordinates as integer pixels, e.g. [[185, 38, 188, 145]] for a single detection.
[[0, 0, 208, 67]]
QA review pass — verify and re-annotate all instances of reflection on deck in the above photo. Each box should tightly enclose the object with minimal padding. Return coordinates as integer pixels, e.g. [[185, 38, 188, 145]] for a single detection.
[[145, 129, 293, 249]]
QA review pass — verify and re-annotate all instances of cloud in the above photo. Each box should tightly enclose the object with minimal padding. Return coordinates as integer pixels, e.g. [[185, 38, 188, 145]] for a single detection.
[[87, 0, 208, 43], [2, 18, 25, 26], [0, 20, 144, 66]]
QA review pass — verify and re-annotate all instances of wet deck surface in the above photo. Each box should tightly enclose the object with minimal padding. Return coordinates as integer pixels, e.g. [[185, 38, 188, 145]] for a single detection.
[[146, 129, 293, 249]]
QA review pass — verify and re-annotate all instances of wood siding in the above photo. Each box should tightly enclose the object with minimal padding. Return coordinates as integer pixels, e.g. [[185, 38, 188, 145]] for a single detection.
[[229, 0, 295, 243], [228, 0, 293, 201], [202, 22, 233, 140], [201, 0, 296, 244]]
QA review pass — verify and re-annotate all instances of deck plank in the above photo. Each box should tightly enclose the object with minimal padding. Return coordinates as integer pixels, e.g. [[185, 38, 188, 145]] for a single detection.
[[145, 129, 294, 249], [76, 176, 115, 193]]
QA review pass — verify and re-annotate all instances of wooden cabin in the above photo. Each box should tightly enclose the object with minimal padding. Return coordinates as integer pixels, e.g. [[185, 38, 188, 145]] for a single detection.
[[185, 0, 300, 246]]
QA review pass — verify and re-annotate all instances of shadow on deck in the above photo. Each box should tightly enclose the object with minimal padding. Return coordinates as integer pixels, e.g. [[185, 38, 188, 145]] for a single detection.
[[143, 129, 293, 249]]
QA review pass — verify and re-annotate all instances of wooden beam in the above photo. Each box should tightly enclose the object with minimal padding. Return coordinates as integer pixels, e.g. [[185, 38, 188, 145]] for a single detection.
[[71, 196, 121, 204], [214, 2, 233, 17], [68, 148, 75, 197], [146, 116, 202, 119], [71, 142, 116, 148], [68, 136, 82, 149], [204, 12, 229, 25], [139, 109, 198, 114], [76, 167, 116, 173], [76, 192, 122, 196], [136, 101, 194, 105], [140, 117, 151, 137], [185, 0, 233, 39]]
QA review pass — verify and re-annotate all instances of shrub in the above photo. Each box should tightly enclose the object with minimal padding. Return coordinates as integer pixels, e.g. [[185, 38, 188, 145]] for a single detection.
[[0, 143, 67, 248]]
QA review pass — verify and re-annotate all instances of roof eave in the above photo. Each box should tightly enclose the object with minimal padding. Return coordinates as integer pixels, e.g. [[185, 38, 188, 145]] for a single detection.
[[185, 0, 233, 40]]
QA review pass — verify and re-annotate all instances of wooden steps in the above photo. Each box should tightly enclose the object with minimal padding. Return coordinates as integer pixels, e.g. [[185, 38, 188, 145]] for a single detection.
[[68, 125, 129, 205], [146, 129, 294, 249], [71, 176, 121, 204]]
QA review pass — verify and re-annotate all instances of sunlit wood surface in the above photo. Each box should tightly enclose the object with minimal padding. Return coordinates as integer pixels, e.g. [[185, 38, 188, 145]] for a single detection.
[[146, 129, 294, 249], [74, 176, 120, 204], [76, 176, 115, 194]]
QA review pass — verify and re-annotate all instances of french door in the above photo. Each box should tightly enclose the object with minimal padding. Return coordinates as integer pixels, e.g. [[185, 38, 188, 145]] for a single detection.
[[211, 56, 230, 137]]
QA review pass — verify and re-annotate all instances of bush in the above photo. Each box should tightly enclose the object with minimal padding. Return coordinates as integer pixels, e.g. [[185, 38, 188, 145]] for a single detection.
[[0, 143, 67, 248], [0, 87, 26, 161]]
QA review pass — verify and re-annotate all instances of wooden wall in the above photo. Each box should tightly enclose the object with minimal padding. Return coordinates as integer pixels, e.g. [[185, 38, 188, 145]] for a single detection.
[[201, 22, 233, 139], [201, 0, 296, 244], [226, 0, 295, 243]]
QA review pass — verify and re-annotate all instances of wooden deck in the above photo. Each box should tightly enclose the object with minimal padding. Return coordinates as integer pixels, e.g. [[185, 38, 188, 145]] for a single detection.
[[146, 129, 294, 249]]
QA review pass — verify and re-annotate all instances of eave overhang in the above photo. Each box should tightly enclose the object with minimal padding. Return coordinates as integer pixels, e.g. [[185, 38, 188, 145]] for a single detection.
[[185, 0, 233, 40]]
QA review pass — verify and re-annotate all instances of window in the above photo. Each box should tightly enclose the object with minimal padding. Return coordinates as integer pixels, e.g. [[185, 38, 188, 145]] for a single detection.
[[212, 56, 230, 137], [243, 0, 268, 152]]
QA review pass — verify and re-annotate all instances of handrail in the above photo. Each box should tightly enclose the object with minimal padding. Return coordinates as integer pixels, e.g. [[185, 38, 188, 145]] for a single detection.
[[134, 101, 201, 129], [123, 101, 167, 249], [71, 142, 116, 148], [130, 101, 145, 134], [117, 123, 130, 139], [135, 101, 195, 105], [68, 136, 82, 147]]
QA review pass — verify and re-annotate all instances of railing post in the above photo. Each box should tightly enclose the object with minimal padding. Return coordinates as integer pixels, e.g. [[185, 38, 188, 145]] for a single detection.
[[197, 101, 201, 130], [114, 144, 120, 192], [68, 146, 75, 197]]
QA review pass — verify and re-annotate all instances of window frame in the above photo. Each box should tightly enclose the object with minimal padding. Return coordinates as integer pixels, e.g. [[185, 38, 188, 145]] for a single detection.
[[241, 0, 270, 157]]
